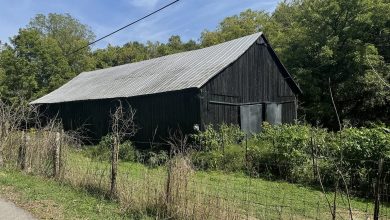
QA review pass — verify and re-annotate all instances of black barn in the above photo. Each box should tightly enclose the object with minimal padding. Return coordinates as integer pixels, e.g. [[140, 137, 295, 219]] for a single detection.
[[31, 33, 302, 144]]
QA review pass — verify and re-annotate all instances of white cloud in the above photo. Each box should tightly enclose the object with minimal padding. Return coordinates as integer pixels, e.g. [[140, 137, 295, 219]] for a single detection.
[[128, 0, 160, 8]]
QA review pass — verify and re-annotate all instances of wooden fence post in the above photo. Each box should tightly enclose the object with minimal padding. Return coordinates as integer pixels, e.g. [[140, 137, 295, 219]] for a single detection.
[[18, 131, 28, 170], [374, 158, 384, 220], [59, 129, 64, 177], [165, 159, 172, 209], [0, 123, 4, 167], [53, 131, 61, 178], [310, 136, 316, 180], [110, 135, 119, 198]]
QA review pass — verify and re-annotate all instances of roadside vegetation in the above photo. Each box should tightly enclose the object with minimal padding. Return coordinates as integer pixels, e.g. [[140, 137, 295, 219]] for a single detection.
[[0, 100, 389, 219], [1, 0, 389, 128], [0, 170, 125, 219]]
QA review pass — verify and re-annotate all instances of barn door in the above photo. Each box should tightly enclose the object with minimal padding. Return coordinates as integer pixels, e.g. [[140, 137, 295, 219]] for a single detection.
[[240, 104, 263, 135], [265, 103, 282, 125]]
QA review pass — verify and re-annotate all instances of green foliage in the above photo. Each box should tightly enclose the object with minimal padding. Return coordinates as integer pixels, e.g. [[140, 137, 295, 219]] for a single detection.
[[119, 141, 137, 162], [92, 35, 200, 70], [271, 0, 390, 127], [201, 9, 270, 47], [191, 123, 390, 191], [28, 13, 96, 74], [192, 124, 245, 151], [200, 0, 390, 127], [192, 144, 245, 172], [147, 151, 169, 168], [0, 29, 71, 102], [191, 124, 246, 172], [0, 13, 95, 102], [83, 134, 137, 162]]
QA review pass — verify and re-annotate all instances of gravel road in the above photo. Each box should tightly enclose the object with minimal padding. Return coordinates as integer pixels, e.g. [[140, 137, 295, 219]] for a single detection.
[[0, 198, 36, 220]]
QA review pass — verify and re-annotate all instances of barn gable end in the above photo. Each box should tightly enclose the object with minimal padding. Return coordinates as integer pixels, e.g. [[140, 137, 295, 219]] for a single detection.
[[199, 35, 300, 132]]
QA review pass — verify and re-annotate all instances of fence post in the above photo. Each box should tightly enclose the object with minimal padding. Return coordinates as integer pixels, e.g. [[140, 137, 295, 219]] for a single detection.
[[53, 131, 61, 178], [0, 123, 5, 167], [18, 130, 28, 170], [245, 134, 248, 170], [110, 135, 119, 198], [374, 158, 384, 220], [59, 129, 64, 177], [165, 159, 172, 211], [310, 135, 316, 180]]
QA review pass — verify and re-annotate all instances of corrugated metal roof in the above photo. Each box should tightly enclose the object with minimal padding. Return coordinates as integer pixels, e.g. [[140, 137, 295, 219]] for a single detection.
[[31, 32, 263, 104]]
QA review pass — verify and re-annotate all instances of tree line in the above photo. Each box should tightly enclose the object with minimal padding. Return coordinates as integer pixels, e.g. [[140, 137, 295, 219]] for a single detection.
[[0, 0, 389, 129]]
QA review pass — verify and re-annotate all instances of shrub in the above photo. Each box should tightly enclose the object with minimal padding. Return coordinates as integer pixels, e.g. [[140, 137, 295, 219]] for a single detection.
[[83, 134, 138, 162], [247, 123, 315, 181], [191, 150, 223, 171], [191, 124, 246, 173], [191, 144, 245, 172], [192, 124, 244, 151], [119, 140, 137, 162], [147, 151, 169, 168]]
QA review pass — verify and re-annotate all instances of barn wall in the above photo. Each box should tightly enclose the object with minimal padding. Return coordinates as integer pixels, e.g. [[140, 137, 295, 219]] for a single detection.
[[42, 89, 200, 144], [200, 37, 297, 128]]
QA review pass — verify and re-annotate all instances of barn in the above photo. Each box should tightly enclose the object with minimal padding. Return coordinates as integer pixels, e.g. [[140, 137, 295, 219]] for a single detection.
[[31, 32, 302, 144]]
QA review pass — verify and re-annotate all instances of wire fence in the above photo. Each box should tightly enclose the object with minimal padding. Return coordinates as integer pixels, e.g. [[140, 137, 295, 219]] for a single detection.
[[2, 130, 390, 219], [61, 151, 390, 220]]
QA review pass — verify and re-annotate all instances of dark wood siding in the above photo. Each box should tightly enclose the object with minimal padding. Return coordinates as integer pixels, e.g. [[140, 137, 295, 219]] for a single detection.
[[200, 37, 297, 128], [42, 89, 200, 144]]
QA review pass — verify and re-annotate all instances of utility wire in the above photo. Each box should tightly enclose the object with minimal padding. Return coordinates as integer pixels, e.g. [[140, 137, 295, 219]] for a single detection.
[[67, 0, 180, 56]]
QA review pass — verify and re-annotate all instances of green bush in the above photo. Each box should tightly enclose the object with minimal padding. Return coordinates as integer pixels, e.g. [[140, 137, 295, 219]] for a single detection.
[[192, 124, 245, 151], [191, 124, 246, 173], [190, 122, 390, 194], [83, 134, 138, 162], [147, 151, 169, 168], [82, 135, 111, 161], [191, 144, 245, 172], [246, 123, 316, 181], [119, 141, 137, 162]]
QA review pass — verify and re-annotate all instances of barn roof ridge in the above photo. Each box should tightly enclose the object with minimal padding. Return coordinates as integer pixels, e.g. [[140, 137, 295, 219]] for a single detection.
[[31, 32, 300, 104]]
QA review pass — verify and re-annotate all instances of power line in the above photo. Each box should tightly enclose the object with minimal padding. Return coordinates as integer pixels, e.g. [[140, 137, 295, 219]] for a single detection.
[[67, 0, 180, 56]]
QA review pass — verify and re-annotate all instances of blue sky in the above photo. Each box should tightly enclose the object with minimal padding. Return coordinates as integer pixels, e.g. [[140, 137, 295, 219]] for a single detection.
[[0, 0, 279, 49]]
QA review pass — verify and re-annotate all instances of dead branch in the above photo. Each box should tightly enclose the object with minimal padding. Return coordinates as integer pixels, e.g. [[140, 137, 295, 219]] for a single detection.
[[109, 100, 138, 198]]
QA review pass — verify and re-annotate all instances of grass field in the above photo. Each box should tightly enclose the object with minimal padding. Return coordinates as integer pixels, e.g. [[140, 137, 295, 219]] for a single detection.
[[0, 147, 385, 219], [65, 150, 382, 219], [0, 170, 125, 219]]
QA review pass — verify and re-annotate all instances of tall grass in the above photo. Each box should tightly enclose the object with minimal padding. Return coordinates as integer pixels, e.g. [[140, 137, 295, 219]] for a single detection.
[[1, 130, 69, 177], [1, 128, 388, 219]]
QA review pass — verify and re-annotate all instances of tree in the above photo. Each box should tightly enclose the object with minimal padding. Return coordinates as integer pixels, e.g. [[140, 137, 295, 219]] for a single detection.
[[200, 1, 390, 127], [201, 9, 270, 47], [28, 13, 96, 74], [93, 36, 200, 69], [272, 0, 390, 127], [0, 13, 96, 102], [0, 29, 71, 102]]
